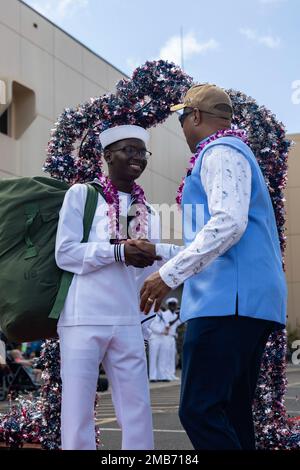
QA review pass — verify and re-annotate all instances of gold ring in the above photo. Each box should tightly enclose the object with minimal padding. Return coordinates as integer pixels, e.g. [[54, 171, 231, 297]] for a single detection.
[[147, 297, 154, 303]]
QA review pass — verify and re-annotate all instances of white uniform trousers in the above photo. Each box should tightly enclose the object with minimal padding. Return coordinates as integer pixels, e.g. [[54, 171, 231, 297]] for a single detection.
[[166, 335, 177, 380], [148, 335, 170, 381], [58, 325, 154, 450]]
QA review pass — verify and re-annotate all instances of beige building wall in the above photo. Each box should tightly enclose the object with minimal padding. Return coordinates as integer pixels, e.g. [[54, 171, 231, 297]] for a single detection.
[[286, 133, 300, 330], [0, 0, 189, 244]]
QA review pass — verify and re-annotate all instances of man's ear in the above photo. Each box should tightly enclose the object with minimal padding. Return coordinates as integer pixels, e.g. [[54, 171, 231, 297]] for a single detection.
[[193, 108, 202, 127]]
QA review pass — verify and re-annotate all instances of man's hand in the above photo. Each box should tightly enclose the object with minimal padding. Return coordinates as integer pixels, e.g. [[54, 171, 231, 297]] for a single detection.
[[124, 240, 161, 268], [126, 239, 158, 258], [140, 271, 171, 314]]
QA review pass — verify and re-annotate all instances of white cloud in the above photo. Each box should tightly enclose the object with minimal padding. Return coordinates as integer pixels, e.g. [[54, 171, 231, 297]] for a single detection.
[[159, 32, 219, 66], [239, 28, 257, 41], [239, 28, 281, 48], [259, 34, 281, 48], [29, 0, 88, 20]]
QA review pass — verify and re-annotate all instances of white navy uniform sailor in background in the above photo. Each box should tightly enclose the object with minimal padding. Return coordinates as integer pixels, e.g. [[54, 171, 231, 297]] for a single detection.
[[56, 183, 160, 450], [162, 308, 181, 381], [148, 309, 181, 381], [148, 311, 169, 381]]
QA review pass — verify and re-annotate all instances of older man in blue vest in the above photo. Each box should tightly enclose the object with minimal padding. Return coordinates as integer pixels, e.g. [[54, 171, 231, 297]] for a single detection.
[[139, 84, 287, 450]]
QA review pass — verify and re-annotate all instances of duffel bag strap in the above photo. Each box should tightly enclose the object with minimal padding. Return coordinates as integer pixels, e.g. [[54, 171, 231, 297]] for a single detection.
[[48, 183, 100, 320], [24, 203, 39, 260]]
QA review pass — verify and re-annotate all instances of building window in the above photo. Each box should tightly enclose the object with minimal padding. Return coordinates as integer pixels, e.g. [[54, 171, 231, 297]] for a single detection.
[[0, 79, 9, 136], [0, 108, 9, 135], [11, 82, 36, 139], [0, 80, 35, 139]]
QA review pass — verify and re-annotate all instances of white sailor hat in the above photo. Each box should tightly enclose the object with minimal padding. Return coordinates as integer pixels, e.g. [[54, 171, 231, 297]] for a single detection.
[[99, 124, 150, 149]]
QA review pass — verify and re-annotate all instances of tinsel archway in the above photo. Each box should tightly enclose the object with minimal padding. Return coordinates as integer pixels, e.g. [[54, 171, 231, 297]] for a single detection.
[[0, 60, 299, 449], [43, 60, 193, 183]]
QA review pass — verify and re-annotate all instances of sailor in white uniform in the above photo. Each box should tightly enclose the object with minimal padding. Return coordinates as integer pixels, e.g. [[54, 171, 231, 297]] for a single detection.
[[148, 299, 181, 382], [55, 124, 162, 450], [148, 309, 169, 381], [163, 298, 181, 381]]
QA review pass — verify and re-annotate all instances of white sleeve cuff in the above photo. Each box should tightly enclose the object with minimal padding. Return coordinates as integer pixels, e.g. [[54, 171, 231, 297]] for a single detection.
[[113, 243, 125, 263], [120, 243, 125, 262]]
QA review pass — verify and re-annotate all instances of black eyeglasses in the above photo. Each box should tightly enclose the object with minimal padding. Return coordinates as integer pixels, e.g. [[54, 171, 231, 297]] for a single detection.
[[110, 145, 152, 160], [178, 109, 193, 128], [179, 108, 225, 127]]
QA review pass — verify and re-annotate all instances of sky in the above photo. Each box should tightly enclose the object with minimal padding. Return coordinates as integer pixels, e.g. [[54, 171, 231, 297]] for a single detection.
[[23, 0, 300, 133]]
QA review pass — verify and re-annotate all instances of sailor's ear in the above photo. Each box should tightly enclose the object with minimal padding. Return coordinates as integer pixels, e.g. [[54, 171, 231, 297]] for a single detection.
[[103, 149, 112, 165]]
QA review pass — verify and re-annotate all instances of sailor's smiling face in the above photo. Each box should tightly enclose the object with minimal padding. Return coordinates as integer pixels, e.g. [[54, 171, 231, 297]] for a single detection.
[[104, 138, 148, 181]]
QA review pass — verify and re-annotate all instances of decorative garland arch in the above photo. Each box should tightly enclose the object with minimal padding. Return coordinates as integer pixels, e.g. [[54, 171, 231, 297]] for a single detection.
[[1, 60, 298, 449], [44, 60, 193, 183]]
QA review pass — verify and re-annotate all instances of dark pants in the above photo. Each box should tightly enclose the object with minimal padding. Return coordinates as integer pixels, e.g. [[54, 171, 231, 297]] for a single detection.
[[179, 315, 278, 450]]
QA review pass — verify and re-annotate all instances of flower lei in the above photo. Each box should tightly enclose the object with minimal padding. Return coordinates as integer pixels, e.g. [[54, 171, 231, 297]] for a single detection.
[[176, 128, 249, 206], [96, 173, 149, 241]]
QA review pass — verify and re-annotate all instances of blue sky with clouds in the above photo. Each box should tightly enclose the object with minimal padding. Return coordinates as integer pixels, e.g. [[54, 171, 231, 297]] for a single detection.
[[24, 0, 300, 133]]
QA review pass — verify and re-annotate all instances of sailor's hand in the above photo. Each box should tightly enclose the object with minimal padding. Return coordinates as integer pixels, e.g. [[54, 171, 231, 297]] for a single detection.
[[124, 240, 161, 268], [126, 239, 162, 262]]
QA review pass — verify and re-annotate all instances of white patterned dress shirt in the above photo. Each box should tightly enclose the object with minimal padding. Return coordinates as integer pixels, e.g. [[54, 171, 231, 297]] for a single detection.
[[156, 144, 252, 289]]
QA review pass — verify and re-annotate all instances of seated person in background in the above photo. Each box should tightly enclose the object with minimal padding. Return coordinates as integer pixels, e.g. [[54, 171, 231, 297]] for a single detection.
[[9, 349, 42, 384]]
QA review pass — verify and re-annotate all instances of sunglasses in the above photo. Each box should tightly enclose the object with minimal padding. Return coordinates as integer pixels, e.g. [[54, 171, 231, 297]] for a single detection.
[[178, 109, 194, 127]]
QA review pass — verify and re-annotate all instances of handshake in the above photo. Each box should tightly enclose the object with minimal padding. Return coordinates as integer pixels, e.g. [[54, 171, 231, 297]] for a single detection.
[[122, 239, 162, 268]]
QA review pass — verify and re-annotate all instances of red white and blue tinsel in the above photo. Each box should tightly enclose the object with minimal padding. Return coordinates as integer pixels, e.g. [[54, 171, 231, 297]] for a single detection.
[[0, 340, 101, 449], [43, 60, 193, 184], [0, 60, 299, 449]]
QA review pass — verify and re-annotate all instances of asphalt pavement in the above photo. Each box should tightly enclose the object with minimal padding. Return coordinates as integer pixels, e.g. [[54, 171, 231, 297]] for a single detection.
[[97, 365, 300, 450], [0, 365, 299, 450]]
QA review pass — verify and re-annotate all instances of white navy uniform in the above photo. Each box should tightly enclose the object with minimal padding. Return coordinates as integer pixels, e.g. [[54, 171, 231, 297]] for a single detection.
[[56, 183, 160, 450], [148, 310, 180, 381], [148, 311, 169, 381], [162, 309, 181, 380]]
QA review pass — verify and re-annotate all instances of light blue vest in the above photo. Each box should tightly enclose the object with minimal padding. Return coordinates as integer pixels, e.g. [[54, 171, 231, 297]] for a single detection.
[[180, 136, 287, 326]]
